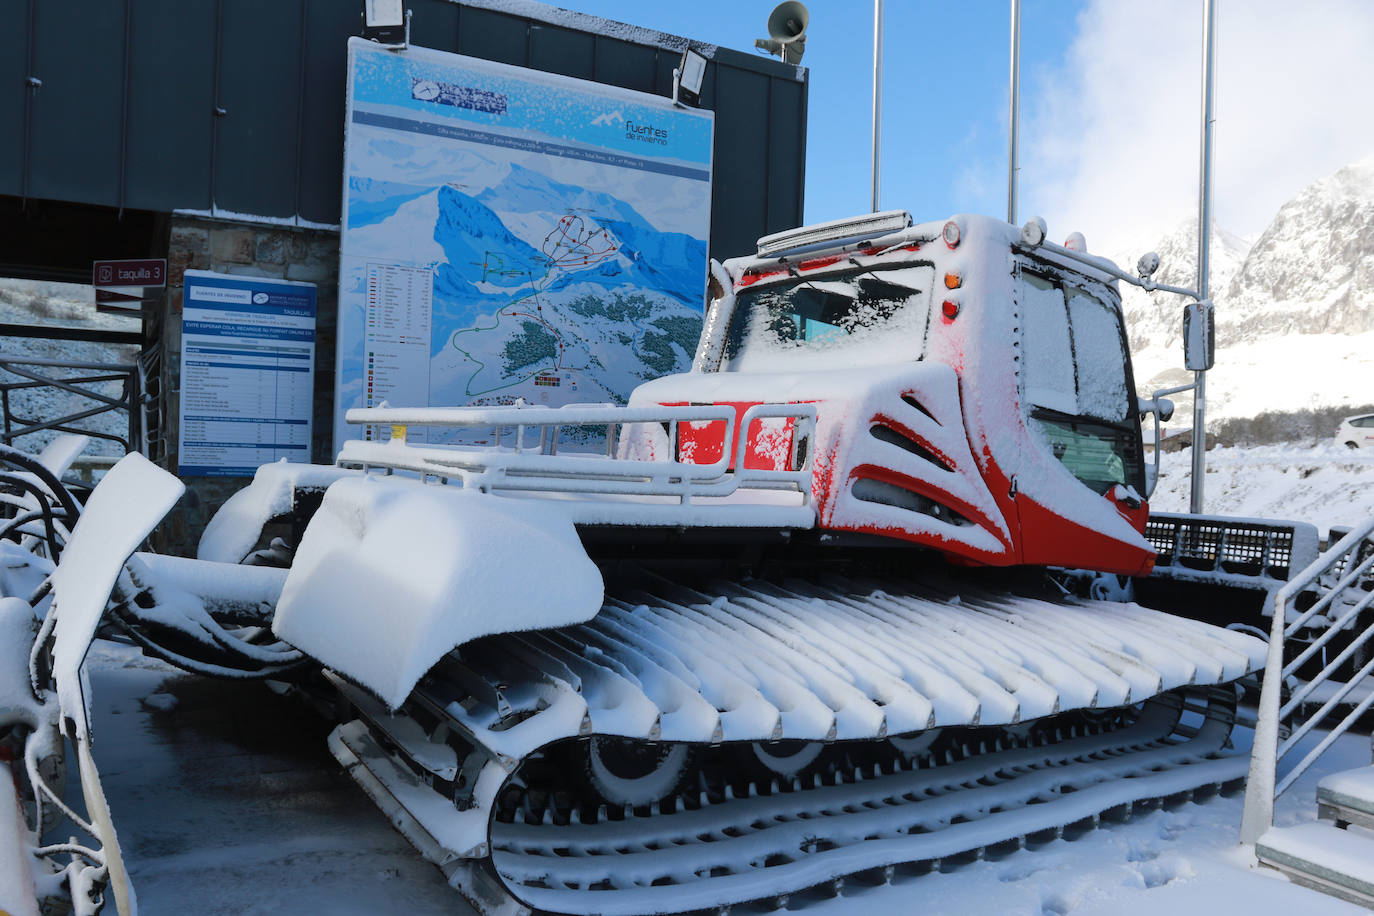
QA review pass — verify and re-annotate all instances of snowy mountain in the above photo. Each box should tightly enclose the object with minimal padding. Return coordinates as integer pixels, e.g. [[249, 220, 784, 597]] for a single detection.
[[1222, 155, 1374, 340], [1114, 221, 1250, 352], [1116, 154, 1374, 423]]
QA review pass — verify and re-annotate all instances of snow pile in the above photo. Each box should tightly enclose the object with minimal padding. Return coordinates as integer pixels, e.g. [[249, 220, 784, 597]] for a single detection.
[[1135, 329, 1374, 426], [273, 476, 604, 709], [139, 692, 177, 713]]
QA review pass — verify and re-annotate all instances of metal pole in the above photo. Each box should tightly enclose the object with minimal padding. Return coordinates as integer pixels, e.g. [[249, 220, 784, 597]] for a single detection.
[[1190, 0, 1215, 514], [871, 0, 883, 212], [1007, 0, 1021, 225]]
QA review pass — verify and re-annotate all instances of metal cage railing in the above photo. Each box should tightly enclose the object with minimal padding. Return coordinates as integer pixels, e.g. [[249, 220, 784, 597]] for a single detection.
[[1240, 517, 1374, 844], [0, 354, 142, 455]]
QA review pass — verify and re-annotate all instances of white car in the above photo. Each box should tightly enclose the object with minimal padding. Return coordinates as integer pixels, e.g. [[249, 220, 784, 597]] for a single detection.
[[1336, 413, 1374, 449]]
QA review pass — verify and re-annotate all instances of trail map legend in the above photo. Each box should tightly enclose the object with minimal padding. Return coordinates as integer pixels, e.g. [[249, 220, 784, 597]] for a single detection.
[[363, 263, 432, 441]]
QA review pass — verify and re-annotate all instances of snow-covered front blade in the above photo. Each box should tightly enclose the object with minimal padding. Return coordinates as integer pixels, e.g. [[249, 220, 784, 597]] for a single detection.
[[273, 475, 605, 709]]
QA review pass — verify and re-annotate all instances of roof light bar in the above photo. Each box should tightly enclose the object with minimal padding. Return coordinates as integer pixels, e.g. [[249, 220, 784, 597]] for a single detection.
[[756, 209, 912, 257]]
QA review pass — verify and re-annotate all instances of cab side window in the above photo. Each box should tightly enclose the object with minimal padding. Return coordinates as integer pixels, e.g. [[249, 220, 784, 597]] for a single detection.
[[1019, 268, 1141, 495]]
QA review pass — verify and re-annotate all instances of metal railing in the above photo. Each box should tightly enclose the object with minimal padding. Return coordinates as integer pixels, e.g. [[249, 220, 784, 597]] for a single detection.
[[339, 402, 817, 511], [0, 354, 142, 455], [1240, 516, 1374, 844]]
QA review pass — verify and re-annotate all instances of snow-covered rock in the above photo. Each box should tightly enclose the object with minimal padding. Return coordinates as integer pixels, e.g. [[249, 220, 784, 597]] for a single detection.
[[1223, 154, 1374, 340]]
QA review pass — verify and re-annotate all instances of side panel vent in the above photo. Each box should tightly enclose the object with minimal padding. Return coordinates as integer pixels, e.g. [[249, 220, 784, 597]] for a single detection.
[[900, 394, 940, 424], [852, 477, 970, 526], [869, 423, 954, 472]]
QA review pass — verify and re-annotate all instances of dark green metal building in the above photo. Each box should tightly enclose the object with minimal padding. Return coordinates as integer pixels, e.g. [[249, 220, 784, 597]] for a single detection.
[[0, 0, 808, 278]]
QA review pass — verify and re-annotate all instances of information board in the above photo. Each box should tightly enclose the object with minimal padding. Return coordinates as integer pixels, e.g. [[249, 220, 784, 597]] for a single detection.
[[336, 38, 714, 450], [178, 270, 317, 476]]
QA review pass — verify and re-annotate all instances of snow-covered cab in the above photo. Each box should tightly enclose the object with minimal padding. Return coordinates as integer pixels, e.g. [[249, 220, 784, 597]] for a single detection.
[[631, 211, 1155, 575]]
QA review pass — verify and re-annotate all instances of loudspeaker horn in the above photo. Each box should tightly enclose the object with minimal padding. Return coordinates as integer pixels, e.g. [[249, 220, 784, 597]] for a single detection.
[[767, 2, 808, 41], [755, 2, 808, 64]]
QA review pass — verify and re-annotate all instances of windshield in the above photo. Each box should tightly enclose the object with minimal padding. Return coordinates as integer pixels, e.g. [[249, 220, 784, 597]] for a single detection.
[[1019, 267, 1143, 495], [722, 264, 936, 372]]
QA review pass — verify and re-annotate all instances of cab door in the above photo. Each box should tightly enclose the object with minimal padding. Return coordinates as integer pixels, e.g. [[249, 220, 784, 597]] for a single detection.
[[1015, 267, 1151, 571]]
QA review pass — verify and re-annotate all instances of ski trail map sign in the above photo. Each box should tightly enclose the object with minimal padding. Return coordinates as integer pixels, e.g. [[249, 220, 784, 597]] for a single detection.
[[337, 38, 715, 450]]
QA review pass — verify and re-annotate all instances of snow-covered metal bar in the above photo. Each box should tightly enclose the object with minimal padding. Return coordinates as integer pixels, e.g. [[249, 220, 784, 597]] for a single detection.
[[1241, 515, 1374, 844], [1025, 236, 1202, 301], [1192, 0, 1218, 514], [1007, 0, 1021, 225], [871, 0, 883, 213], [340, 402, 817, 511]]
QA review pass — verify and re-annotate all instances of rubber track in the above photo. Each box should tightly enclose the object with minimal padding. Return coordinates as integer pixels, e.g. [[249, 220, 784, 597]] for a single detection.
[[490, 688, 1242, 915]]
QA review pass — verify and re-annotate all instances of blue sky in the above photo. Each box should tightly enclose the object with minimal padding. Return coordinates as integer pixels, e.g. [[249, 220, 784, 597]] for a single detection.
[[558, 1, 1374, 255], [562, 0, 1079, 226]]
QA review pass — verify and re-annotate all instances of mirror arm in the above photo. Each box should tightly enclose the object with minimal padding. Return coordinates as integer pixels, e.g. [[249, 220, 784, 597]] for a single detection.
[[1138, 386, 1193, 499]]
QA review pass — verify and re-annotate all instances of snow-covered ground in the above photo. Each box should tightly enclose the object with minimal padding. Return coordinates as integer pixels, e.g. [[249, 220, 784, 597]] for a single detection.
[[806, 739, 1369, 916], [1133, 332, 1374, 427], [79, 643, 471, 915], [76, 640, 1365, 916], [1151, 442, 1374, 537]]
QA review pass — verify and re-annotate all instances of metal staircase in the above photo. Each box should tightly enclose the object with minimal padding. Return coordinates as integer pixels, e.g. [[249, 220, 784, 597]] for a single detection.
[[1240, 517, 1374, 905]]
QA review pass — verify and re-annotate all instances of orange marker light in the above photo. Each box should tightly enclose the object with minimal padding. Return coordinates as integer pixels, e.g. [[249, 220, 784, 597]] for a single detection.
[[944, 273, 961, 289]]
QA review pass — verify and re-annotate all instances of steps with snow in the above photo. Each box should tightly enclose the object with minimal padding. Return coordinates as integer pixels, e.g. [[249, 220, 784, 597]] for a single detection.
[[1316, 765, 1374, 831], [1256, 821, 1374, 908], [1256, 766, 1374, 908]]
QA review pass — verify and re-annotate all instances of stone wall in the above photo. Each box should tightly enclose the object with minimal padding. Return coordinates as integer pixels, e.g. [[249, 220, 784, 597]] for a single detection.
[[150, 214, 338, 553]]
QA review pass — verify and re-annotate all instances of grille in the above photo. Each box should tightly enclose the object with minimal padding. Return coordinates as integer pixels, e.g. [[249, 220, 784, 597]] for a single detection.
[[1146, 513, 1298, 580]]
